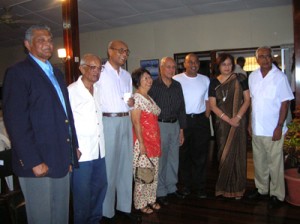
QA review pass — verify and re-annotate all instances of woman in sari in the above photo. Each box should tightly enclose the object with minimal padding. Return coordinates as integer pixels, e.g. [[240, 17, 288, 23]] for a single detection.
[[209, 53, 250, 199], [131, 68, 161, 214]]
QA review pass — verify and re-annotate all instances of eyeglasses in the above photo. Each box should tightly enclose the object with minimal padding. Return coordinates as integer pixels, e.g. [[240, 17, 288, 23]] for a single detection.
[[83, 64, 104, 72], [257, 55, 272, 60], [110, 47, 130, 56]]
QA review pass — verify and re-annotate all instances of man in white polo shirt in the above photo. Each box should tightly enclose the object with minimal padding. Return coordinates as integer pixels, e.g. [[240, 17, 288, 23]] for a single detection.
[[248, 46, 294, 209], [173, 53, 211, 199]]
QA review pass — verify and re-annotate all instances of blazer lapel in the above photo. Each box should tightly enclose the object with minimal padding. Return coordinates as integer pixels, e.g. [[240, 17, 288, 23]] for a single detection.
[[27, 56, 67, 116]]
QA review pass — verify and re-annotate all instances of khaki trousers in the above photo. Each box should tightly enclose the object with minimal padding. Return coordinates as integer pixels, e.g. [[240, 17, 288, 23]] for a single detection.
[[252, 135, 285, 201]]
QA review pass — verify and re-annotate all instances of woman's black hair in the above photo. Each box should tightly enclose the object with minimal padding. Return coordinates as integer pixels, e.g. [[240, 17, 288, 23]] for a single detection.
[[214, 53, 235, 75], [132, 67, 151, 89]]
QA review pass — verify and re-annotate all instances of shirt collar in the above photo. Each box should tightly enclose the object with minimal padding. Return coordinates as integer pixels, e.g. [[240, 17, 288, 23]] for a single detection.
[[29, 53, 53, 74]]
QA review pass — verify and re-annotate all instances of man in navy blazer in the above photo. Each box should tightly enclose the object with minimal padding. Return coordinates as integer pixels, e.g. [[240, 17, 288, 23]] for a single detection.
[[2, 24, 79, 224]]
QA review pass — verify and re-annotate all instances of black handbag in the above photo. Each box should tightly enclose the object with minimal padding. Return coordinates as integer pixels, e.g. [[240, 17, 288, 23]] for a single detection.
[[135, 154, 155, 184]]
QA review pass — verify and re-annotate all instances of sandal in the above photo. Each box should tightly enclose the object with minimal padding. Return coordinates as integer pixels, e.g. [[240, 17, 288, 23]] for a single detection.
[[149, 202, 161, 210], [140, 206, 153, 214]]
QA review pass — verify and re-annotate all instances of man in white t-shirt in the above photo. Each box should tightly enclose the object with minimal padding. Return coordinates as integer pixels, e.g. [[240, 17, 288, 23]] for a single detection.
[[173, 53, 211, 199], [248, 46, 294, 209]]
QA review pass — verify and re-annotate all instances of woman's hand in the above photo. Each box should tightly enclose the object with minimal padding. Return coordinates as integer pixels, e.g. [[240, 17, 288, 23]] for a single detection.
[[139, 143, 146, 155], [229, 116, 240, 127]]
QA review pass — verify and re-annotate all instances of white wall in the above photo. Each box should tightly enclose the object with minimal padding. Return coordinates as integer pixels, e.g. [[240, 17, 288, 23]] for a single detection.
[[0, 5, 293, 81]]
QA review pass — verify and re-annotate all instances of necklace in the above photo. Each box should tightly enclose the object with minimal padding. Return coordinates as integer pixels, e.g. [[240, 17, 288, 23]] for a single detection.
[[222, 89, 228, 102]]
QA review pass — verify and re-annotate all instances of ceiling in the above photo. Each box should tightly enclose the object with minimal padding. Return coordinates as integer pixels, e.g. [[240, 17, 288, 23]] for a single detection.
[[0, 0, 292, 48]]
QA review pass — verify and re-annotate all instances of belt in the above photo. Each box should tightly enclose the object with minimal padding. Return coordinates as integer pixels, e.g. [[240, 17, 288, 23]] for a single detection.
[[103, 112, 129, 117], [158, 118, 177, 123], [186, 112, 205, 118]]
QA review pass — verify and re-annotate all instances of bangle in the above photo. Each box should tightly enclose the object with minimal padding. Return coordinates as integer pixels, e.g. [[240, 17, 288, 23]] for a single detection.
[[236, 115, 242, 119], [220, 113, 225, 118]]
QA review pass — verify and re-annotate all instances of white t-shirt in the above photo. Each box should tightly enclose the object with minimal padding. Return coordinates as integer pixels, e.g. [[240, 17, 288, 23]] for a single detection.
[[249, 64, 294, 136], [173, 73, 210, 114], [97, 61, 132, 113]]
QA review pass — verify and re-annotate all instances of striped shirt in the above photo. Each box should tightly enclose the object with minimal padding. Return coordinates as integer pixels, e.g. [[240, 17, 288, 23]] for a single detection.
[[149, 78, 186, 129]]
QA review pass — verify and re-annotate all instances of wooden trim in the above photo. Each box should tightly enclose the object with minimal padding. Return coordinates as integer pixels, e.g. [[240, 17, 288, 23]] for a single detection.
[[62, 0, 80, 85]]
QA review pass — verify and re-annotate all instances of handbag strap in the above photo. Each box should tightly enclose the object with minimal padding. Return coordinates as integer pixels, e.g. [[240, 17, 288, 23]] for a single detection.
[[138, 153, 155, 168]]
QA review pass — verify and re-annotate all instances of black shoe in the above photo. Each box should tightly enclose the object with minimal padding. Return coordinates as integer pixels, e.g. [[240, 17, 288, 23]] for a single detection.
[[116, 211, 142, 224], [179, 187, 191, 196], [247, 189, 267, 200], [157, 196, 169, 206], [168, 191, 186, 199], [268, 196, 283, 209], [196, 191, 207, 199], [101, 216, 116, 224]]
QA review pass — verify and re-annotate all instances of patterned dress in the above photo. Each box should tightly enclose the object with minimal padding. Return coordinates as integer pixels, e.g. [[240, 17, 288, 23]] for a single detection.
[[132, 93, 161, 209]]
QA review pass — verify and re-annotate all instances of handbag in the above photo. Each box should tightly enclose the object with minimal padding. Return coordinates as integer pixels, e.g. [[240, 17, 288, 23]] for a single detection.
[[135, 154, 155, 184]]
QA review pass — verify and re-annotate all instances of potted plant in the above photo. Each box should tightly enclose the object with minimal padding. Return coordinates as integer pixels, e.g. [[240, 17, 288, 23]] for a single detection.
[[283, 118, 300, 170], [284, 106, 300, 206]]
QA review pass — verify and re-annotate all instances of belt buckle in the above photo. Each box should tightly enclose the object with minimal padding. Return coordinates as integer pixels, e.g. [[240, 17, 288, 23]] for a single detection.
[[111, 113, 118, 117], [190, 114, 194, 118]]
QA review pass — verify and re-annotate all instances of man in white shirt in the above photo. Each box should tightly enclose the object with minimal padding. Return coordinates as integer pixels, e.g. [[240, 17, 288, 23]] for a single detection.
[[248, 46, 294, 209], [68, 54, 107, 223], [173, 53, 211, 199], [97, 40, 137, 222], [234, 57, 247, 76]]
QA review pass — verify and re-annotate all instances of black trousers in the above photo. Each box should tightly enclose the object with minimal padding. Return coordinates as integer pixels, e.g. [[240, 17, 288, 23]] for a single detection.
[[179, 114, 211, 192]]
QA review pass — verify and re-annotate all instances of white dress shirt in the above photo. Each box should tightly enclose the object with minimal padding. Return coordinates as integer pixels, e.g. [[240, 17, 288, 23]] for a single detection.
[[68, 76, 105, 162], [97, 61, 132, 113], [249, 64, 294, 136], [173, 73, 210, 114]]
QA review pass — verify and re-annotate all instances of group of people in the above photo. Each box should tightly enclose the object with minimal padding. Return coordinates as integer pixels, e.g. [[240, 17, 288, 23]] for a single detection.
[[1, 23, 295, 224]]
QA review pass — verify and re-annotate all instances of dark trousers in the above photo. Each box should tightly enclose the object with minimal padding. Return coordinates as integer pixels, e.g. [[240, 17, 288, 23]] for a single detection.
[[71, 157, 108, 224], [179, 114, 210, 192]]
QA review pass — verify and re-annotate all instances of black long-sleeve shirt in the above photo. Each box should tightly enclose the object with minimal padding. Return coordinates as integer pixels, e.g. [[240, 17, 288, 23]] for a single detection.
[[149, 78, 187, 129]]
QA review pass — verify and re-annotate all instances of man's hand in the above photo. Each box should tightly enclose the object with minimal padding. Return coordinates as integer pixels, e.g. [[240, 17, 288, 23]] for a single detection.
[[127, 97, 135, 107], [179, 129, 184, 146], [272, 126, 282, 141], [32, 163, 49, 177], [76, 148, 82, 160]]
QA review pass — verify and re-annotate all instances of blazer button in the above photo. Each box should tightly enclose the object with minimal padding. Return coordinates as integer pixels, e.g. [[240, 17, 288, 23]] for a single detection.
[[66, 138, 70, 142], [65, 119, 69, 123]]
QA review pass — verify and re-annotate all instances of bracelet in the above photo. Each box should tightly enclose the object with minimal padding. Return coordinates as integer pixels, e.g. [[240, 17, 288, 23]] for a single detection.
[[220, 113, 225, 118], [236, 115, 242, 119]]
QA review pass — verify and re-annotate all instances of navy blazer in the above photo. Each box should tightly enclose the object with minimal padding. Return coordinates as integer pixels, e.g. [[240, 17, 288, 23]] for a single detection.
[[2, 56, 79, 178]]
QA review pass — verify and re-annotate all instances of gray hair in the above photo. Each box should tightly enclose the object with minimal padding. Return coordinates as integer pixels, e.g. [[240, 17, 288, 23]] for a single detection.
[[80, 53, 101, 65], [25, 24, 52, 43], [255, 46, 273, 58]]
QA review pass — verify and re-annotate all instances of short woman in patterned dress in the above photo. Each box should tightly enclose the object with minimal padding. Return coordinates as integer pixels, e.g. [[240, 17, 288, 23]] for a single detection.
[[131, 68, 161, 214]]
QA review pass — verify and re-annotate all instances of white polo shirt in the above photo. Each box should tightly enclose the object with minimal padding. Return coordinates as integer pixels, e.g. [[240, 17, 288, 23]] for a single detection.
[[249, 64, 294, 136]]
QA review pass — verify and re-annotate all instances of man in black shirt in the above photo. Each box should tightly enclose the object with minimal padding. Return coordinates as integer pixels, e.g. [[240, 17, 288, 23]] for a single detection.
[[149, 57, 186, 206]]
